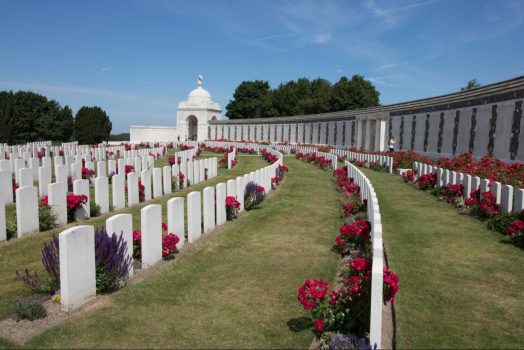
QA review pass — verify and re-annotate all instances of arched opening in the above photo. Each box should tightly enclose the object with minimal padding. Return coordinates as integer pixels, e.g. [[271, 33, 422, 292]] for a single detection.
[[211, 116, 217, 121], [187, 115, 198, 141]]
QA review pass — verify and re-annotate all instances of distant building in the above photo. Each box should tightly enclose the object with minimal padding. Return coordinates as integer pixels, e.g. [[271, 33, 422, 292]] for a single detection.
[[129, 75, 221, 143]]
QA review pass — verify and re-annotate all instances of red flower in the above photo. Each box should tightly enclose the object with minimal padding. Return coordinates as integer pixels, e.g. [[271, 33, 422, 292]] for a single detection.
[[162, 223, 167, 231], [168, 156, 176, 166], [225, 196, 240, 209], [256, 185, 265, 193], [125, 165, 135, 175], [349, 257, 372, 273], [297, 278, 329, 310], [313, 319, 324, 333], [383, 267, 400, 302], [40, 195, 49, 207]]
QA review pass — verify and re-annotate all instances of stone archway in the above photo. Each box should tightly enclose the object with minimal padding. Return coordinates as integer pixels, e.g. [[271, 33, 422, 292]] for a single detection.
[[187, 115, 198, 141]]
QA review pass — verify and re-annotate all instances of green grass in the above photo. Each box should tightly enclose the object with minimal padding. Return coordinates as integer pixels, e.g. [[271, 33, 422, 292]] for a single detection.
[[0, 152, 266, 320], [360, 168, 524, 349], [8, 157, 341, 348]]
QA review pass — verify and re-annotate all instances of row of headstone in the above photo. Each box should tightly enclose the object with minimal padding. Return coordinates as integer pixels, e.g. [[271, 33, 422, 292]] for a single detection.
[[58, 151, 283, 311], [347, 151, 394, 173], [413, 161, 524, 214], [0, 156, 219, 242], [314, 151, 338, 170], [345, 160, 383, 348]]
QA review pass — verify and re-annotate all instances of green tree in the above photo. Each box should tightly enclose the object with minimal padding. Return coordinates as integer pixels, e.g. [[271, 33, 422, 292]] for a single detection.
[[0, 91, 14, 143], [461, 79, 481, 91], [225, 81, 278, 119], [74, 106, 112, 144], [55, 106, 74, 141], [331, 75, 380, 111]]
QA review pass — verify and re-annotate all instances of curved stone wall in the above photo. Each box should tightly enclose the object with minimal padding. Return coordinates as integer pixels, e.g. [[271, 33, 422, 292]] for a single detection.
[[209, 76, 524, 162]]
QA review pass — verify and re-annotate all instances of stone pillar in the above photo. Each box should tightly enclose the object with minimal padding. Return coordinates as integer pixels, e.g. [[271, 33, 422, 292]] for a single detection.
[[356, 119, 363, 149], [365, 119, 371, 151]]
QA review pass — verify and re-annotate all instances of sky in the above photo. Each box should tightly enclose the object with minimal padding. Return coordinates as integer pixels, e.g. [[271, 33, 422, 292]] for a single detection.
[[0, 0, 523, 133]]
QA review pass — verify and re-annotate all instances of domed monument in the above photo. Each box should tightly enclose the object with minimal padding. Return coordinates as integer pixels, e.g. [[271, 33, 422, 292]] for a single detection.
[[129, 75, 222, 143]]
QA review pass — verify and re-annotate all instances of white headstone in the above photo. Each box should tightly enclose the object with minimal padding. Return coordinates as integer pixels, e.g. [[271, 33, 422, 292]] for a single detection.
[[117, 159, 125, 175], [141, 169, 152, 201], [203, 187, 215, 233], [38, 166, 52, 197], [501, 185, 513, 214], [480, 179, 490, 193], [94, 176, 109, 214], [73, 179, 90, 219], [0, 197, 5, 241], [141, 204, 162, 269], [226, 179, 236, 198], [193, 161, 200, 184], [216, 183, 226, 226], [16, 186, 39, 237], [514, 189, 524, 213], [127, 172, 139, 206], [56, 164, 68, 184], [59, 225, 96, 311], [471, 176, 481, 193], [490, 181, 502, 204], [112, 174, 125, 210], [106, 213, 133, 276], [167, 197, 185, 249], [187, 191, 202, 243], [19, 168, 33, 188], [48, 182, 67, 225], [163, 166, 172, 194], [71, 163, 82, 181], [96, 161, 107, 178], [0, 170, 12, 204], [152, 168, 163, 198], [172, 164, 180, 191], [235, 176, 244, 211], [108, 159, 117, 175], [463, 175, 472, 199]]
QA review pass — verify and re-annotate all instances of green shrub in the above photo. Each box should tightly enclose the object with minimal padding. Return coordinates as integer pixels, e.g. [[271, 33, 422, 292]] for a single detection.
[[6, 220, 17, 240], [90, 202, 101, 217], [11, 295, 47, 321], [487, 213, 520, 234], [39, 204, 57, 231]]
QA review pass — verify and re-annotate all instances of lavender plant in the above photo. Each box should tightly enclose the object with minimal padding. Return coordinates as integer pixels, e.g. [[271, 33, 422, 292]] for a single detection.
[[322, 333, 376, 350], [244, 181, 266, 210], [95, 229, 133, 294]]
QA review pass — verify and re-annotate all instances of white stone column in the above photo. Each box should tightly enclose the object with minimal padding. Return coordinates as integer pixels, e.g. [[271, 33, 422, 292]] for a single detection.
[[356, 119, 363, 149], [59, 225, 96, 311], [365, 118, 371, 151]]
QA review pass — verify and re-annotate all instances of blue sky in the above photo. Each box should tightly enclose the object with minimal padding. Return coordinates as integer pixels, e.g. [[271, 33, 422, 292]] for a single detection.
[[0, 0, 523, 133]]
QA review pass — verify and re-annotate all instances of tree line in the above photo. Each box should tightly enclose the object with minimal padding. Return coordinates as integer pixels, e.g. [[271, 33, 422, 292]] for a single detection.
[[0, 90, 112, 144], [225, 75, 380, 119]]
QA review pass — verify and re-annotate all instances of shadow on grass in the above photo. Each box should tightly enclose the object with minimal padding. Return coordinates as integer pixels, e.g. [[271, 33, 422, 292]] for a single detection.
[[287, 317, 311, 333]]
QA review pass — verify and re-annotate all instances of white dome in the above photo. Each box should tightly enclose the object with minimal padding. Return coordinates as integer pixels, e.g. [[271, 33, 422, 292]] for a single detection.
[[188, 86, 212, 101]]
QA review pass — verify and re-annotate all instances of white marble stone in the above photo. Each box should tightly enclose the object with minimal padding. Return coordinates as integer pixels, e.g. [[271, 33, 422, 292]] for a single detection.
[[59, 225, 96, 311], [203, 187, 215, 233], [14, 159, 25, 183], [55, 164, 68, 184], [0, 197, 5, 241], [108, 159, 117, 175], [199, 159, 205, 181], [193, 161, 200, 184], [0, 170, 12, 204], [48, 182, 67, 225], [472, 176, 481, 192], [141, 169, 152, 201], [73, 179, 90, 219], [501, 185, 513, 214], [112, 174, 125, 210], [235, 176, 244, 211], [163, 166, 172, 194], [463, 175, 472, 199], [97, 161, 106, 178], [16, 186, 38, 237], [71, 163, 82, 181], [216, 183, 226, 225], [514, 189, 524, 213], [226, 179, 236, 198], [167, 197, 185, 249], [19, 168, 33, 188], [127, 172, 139, 206], [141, 204, 163, 268], [187, 191, 202, 243], [491, 181, 502, 204], [28, 157, 39, 180], [94, 176, 109, 214], [106, 213, 133, 276], [38, 166, 51, 197], [152, 168, 163, 198], [480, 179, 490, 193], [117, 159, 125, 175]]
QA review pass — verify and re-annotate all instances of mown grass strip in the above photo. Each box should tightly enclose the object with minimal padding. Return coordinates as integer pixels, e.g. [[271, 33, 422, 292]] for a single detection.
[[361, 168, 524, 349], [11, 157, 341, 348]]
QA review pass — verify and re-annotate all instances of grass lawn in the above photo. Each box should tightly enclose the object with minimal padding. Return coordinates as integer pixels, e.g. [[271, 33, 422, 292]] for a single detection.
[[0, 151, 266, 320], [361, 168, 524, 349], [4, 156, 341, 348]]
